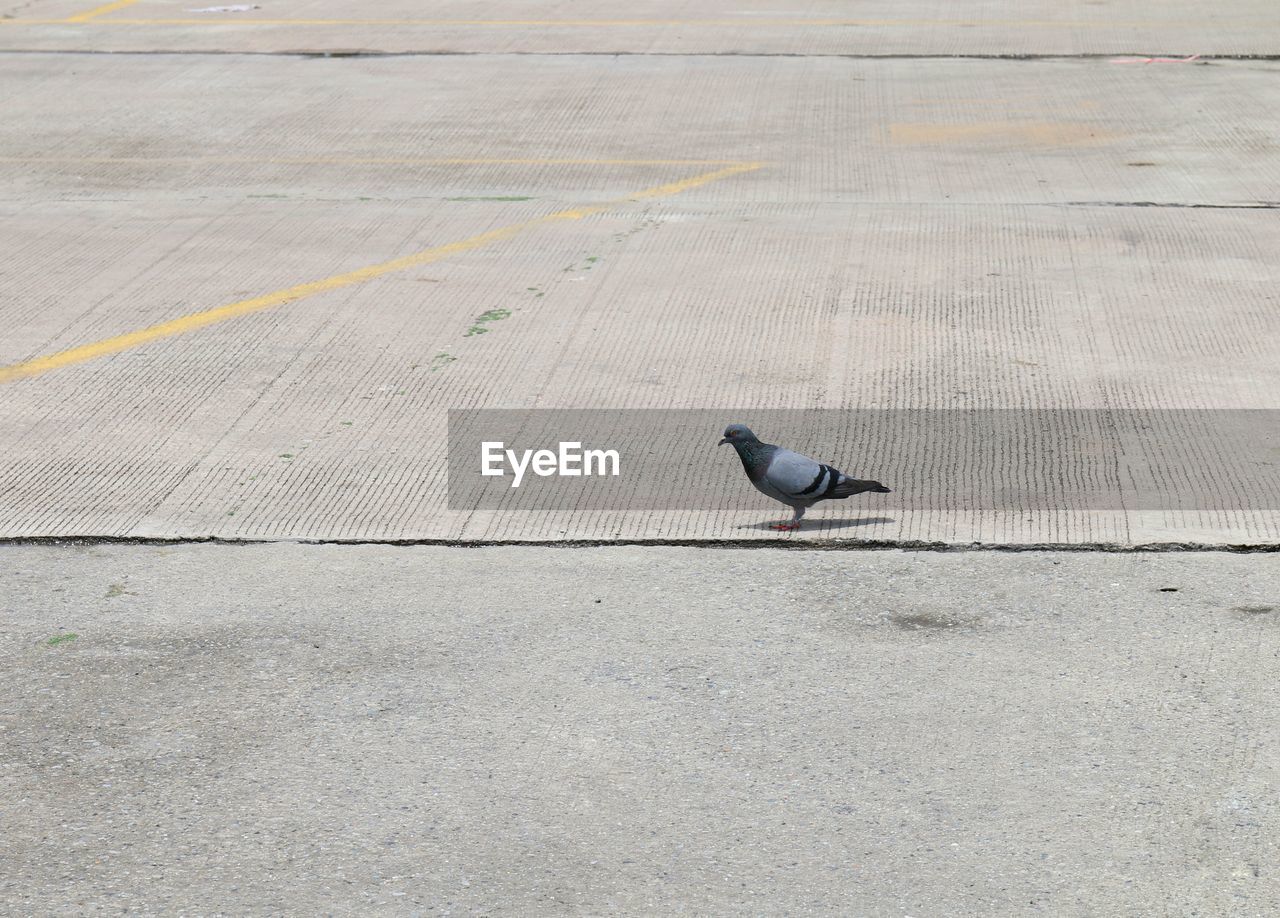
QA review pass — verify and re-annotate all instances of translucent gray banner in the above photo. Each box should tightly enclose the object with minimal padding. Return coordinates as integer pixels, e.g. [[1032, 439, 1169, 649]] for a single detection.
[[447, 409, 1280, 511]]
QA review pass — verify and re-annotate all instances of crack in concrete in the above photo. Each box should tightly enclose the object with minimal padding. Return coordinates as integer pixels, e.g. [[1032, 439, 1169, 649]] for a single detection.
[[0, 48, 1276, 61], [1063, 200, 1280, 209], [3, 535, 1279, 552]]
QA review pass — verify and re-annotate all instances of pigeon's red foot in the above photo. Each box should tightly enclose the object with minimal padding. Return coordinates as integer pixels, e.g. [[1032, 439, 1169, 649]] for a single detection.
[[769, 522, 802, 531]]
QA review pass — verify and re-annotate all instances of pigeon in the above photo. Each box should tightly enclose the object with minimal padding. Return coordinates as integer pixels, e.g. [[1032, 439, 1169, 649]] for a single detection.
[[719, 423, 890, 530]]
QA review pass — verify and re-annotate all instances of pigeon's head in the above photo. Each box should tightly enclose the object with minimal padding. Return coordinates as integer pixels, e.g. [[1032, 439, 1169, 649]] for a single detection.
[[719, 424, 759, 446]]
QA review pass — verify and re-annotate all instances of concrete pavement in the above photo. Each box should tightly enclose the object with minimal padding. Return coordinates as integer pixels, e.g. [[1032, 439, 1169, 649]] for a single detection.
[[0, 1, 1278, 545], [2, 544, 1279, 914], [3, 6, 1279, 915], [2, 0, 1278, 56]]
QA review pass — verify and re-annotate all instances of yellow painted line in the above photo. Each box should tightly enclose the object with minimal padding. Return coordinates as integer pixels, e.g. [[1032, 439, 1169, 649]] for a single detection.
[[0, 161, 762, 385], [0, 156, 748, 166], [119, 17, 861, 26], [64, 0, 139, 23], [888, 122, 1114, 146]]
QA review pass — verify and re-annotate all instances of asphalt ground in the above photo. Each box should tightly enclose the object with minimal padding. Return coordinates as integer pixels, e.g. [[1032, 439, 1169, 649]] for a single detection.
[[2, 545, 1279, 915], [2, 1, 1279, 545]]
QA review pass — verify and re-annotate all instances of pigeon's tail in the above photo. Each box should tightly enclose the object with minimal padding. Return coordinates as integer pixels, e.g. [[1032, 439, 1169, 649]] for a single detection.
[[833, 478, 891, 498]]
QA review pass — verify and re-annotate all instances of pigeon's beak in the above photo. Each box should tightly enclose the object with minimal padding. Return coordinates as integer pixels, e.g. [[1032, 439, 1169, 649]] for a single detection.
[[718, 437, 730, 446]]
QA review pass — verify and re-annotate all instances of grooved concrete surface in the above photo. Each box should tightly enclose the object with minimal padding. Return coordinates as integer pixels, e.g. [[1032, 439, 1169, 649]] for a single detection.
[[2, 545, 1279, 914], [2, 0, 1279, 56], [2, 3, 1279, 545]]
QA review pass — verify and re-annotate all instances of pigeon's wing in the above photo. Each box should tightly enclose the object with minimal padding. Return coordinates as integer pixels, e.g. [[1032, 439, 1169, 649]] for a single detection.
[[765, 448, 892, 501], [763, 448, 841, 501]]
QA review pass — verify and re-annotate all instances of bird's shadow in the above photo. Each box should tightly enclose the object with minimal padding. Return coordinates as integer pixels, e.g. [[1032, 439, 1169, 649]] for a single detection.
[[738, 516, 896, 532]]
